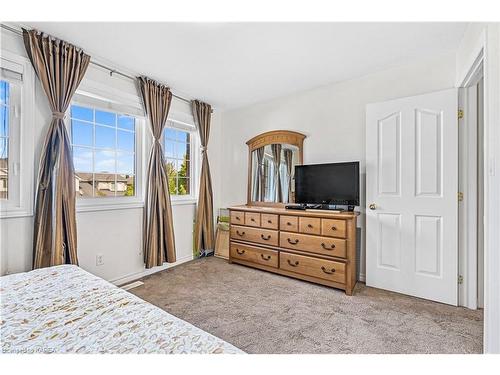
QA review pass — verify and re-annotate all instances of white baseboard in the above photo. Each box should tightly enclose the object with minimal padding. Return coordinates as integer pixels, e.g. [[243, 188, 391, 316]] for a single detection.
[[110, 254, 194, 286], [121, 280, 144, 291]]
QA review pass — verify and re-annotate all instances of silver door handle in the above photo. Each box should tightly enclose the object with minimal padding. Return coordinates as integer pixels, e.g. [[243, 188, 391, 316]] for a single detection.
[[369, 203, 377, 210]]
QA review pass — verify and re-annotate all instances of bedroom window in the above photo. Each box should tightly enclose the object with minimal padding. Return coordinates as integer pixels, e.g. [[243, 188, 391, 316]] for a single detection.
[[163, 120, 195, 197], [70, 105, 137, 199], [0, 51, 35, 218]]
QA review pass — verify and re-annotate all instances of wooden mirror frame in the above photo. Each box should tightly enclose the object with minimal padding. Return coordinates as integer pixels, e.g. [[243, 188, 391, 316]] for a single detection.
[[246, 130, 306, 206]]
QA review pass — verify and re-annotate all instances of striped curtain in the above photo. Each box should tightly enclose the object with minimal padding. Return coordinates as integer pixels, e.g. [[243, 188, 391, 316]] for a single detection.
[[252, 147, 265, 201], [283, 148, 293, 203], [192, 100, 214, 257], [23, 29, 90, 269], [271, 144, 283, 202], [138, 76, 176, 267]]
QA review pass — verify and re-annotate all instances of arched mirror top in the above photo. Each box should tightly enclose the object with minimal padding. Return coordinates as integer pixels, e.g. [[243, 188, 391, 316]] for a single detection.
[[246, 130, 306, 154]]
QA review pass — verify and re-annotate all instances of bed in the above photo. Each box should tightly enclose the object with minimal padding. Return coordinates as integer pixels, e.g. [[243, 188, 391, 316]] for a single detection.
[[0, 265, 243, 354]]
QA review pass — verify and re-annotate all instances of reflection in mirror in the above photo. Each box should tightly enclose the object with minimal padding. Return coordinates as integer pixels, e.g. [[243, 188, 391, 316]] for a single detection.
[[251, 144, 299, 203]]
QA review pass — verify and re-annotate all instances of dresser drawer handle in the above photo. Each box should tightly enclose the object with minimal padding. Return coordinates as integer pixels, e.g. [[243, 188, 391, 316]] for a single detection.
[[331, 226, 337, 231], [261, 254, 272, 261], [236, 248, 245, 255], [287, 238, 299, 245], [307, 224, 313, 228], [287, 222, 293, 226], [251, 218, 256, 222], [267, 220, 273, 224], [236, 230, 245, 236], [261, 234, 272, 241], [287, 259, 299, 267], [235, 216, 241, 221], [321, 243, 336, 250], [321, 266, 336, 274]]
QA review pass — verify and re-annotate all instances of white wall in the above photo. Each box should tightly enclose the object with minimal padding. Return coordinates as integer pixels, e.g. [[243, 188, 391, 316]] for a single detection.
[[0, 28, 226, 284], [217, 52, 457, 279]]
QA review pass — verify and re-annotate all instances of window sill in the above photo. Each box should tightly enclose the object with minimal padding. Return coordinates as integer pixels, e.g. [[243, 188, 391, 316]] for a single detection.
[[0, 208, 34, 219], [75, 197, 198, 212], [76, 200, 144, 213], [171, 197, 198, 206]]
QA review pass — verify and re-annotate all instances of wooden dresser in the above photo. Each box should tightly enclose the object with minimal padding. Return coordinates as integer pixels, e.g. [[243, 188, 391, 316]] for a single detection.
[[228, 205, 358, 295]]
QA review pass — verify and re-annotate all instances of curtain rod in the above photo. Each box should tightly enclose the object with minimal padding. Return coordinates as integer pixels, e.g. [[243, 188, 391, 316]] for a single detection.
[[1, 23, 193, 105]]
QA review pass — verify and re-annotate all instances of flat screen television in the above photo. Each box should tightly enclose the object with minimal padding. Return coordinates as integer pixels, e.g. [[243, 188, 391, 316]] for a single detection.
[[295, 162, 360, 206]]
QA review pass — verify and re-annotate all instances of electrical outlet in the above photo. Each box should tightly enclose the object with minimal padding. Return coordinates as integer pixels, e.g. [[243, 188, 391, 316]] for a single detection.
[[96, 254, 104, 266]]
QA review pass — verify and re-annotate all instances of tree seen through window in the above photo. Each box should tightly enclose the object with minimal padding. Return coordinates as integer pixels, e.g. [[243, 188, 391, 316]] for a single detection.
[[164, 125, 190, 196]]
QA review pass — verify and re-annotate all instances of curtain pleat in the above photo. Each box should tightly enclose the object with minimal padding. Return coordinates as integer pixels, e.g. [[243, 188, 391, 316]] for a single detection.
[[252, 147, 265, 201], [283, 149, 293, 203], [138, 76, 176, 268], [192, 100, 214, 257], [271, 144, 283, 203], [23, 29, 90, 269]]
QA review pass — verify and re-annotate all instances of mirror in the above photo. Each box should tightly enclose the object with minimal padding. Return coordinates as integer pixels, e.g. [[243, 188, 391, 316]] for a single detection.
[[250, 144, 299, 203], [247, 130, 305, 205]]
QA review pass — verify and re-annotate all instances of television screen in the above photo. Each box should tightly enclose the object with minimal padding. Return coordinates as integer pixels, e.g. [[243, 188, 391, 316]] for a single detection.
[[295, 162, 360, 206]]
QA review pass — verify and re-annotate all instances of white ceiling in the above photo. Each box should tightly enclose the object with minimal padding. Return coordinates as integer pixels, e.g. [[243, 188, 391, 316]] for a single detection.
[[26, 22, 467, 110]]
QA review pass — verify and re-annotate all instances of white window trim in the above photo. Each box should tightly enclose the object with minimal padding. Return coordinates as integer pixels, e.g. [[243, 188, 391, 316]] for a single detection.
[[163, 119, 200, 205], [76, 73, 143, 117], [0, 50, 35, 219], [67, 76, 199, 211], [69, 93, 146, 213]]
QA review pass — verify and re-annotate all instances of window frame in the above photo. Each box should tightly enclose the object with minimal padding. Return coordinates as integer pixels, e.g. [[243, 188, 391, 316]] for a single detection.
[[68, 98, 146, 213], [163, 119, 199, 204], [0, 50, 35, 219]]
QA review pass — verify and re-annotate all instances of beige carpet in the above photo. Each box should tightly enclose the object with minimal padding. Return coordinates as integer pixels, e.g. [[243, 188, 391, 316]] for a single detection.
[[130, 257, 483, 354]]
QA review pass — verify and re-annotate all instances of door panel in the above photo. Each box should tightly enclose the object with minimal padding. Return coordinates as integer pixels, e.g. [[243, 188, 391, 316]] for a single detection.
[[377, 213, 401, 270], [378, 112, 401, 196], [366, 88, 458, 305], [414, 215, 442, 277], [415, 109, 442, 196]]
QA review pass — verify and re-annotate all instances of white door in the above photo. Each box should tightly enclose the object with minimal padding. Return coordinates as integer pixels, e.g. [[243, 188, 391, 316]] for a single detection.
[[366, 89, 458, 305]]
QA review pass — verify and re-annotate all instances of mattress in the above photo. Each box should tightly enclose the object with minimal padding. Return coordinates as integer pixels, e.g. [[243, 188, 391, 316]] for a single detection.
[[0, 265, 243, 354]]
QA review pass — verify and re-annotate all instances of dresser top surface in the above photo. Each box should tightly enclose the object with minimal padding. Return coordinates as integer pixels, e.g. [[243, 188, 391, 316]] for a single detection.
[[229, 205, 359, 219]]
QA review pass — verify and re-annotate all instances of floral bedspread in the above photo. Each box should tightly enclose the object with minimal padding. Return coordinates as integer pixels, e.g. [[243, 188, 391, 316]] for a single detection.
[[0, 265, 242, 354]]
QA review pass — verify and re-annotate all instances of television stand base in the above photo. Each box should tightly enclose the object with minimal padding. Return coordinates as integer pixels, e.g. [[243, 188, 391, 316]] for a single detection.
[[286, 204, 356, 212], [284, 204, 307, 210], [305, 208, 343, 213]]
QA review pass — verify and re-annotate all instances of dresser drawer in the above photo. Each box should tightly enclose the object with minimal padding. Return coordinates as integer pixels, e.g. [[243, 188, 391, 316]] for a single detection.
[[280, 252, 346, 284], [245, 212, 261, 227], [230, 211, 245, 225], [299, 217, 321, 235], [279, 232, 346, 258], [321, 218, 347, 238], [280, 215, 298, 232], [230, 225, 279, 247], [230, 242, 278, 268], [261, 213, 279, 230]]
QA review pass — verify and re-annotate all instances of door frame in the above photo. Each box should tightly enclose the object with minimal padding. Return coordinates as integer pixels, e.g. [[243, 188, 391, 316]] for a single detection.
[[456, 26, 500, 353], [458, 60, 483, 310]]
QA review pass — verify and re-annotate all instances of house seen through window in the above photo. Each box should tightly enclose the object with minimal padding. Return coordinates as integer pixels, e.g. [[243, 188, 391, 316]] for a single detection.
[[0, 80, 9, 200], [70, 104, 136, 198], [164, 123, 191, 196]]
